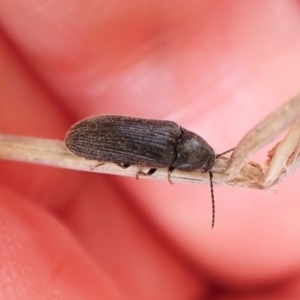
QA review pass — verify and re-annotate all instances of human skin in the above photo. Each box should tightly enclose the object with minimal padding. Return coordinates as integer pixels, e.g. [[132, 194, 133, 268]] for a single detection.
[[1, 0, 300, 299]]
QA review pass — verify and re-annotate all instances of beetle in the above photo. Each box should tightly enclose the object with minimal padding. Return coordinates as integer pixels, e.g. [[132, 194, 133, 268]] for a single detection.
[[65, 115, 231, 227]]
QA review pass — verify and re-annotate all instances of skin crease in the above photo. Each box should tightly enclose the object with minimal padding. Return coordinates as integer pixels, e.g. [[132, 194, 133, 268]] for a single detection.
[[2, 0, 300, 299]]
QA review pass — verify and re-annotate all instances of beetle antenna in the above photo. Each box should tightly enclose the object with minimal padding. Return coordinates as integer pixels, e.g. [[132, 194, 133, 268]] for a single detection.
[[216, 148, 235, 159], [209, 171, 215, 229]]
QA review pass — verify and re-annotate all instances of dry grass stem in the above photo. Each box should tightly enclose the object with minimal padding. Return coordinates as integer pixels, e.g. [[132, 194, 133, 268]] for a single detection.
[[264, 118, 300, 187], [1, 92, 300, 189], [227, 93, 300, 181], [0, 133, 264, 189]]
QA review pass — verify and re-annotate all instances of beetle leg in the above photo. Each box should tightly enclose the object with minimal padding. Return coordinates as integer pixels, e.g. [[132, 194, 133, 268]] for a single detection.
[[167, 167, 174, 184], [135, 168, 157, 180], [90, 162, 105, 171], [118, 163, 130, 169]]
